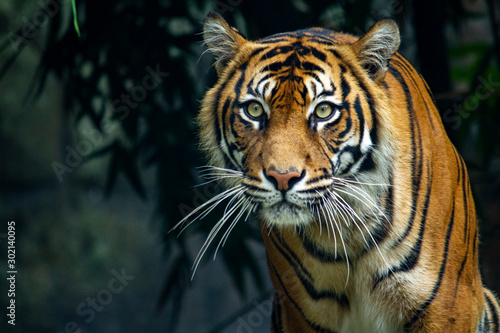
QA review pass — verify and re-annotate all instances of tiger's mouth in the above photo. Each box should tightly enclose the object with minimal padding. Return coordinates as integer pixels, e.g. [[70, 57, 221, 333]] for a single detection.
[[259, 197, 315, 227]]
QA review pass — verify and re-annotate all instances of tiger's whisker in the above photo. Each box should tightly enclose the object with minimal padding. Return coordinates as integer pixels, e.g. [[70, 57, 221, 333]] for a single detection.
[[191, 192, 247, 278], [321, 194, 350, 287], [218, 197, 253, 250], [172, 185, 244, 235], [328, 188, 391, 271], [332, 182, 390, 226]]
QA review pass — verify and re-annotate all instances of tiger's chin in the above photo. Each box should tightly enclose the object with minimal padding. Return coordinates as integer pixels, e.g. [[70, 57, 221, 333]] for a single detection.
[[259, 202, 314, 228]]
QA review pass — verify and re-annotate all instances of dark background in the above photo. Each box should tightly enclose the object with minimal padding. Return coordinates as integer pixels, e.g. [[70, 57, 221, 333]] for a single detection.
[[0, 0, 499, 332]]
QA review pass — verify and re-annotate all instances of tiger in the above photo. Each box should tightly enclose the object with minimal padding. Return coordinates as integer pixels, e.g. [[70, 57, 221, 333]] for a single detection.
[[178, 11, 500, 332]]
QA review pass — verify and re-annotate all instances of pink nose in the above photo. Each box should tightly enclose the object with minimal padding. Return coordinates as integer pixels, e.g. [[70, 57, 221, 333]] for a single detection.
[[266, 170, 302, 191]]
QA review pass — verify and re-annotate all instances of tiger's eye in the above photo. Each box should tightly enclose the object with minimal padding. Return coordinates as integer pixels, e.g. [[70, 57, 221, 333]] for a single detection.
[[314, 103, 333, 119], [246, 101, 264, 119]]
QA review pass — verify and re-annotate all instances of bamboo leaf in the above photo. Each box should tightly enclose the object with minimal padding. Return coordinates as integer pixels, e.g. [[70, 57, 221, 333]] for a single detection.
[[71, 0, 81, 37]]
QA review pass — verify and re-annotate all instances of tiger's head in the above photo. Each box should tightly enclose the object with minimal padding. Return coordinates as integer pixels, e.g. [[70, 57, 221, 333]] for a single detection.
[[199, 12, 400, 229]]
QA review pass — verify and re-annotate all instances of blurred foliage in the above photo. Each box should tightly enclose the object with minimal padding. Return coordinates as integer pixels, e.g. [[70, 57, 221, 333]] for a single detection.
[[0, 0, 499, 331]]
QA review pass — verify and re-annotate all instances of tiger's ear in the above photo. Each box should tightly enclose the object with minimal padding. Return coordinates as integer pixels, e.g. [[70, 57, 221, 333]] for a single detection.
[[353, 19, 400, 81], [203, 12, 247, 74]]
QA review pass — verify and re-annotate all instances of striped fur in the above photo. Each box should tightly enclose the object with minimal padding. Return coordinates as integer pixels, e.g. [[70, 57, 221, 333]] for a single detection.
[[191, 12, 500, 332]]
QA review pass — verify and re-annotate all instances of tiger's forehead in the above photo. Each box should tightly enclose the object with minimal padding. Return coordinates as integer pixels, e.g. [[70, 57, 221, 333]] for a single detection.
[[236, 31, 351, 109]]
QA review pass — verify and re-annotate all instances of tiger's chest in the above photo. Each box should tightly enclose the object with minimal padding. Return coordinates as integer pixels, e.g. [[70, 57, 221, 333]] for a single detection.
[[267, 233, 416, 333], [272, 271, 409, 333], [337, 283, 405, 333]]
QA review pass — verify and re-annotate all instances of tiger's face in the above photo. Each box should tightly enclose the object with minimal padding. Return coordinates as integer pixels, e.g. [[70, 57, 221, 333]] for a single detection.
[[200, 13, 399, 228]]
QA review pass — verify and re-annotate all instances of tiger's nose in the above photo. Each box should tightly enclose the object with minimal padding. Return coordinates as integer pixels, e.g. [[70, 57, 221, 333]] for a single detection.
[[265, 169, 303, 191]]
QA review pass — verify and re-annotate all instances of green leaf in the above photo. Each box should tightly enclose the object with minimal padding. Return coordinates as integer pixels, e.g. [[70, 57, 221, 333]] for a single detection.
[[71, 0, 81, 37]]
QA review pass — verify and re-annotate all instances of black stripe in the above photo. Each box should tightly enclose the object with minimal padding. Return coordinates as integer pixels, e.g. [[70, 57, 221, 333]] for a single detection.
[[248, 46, 267, 59], [299, 231, 346, 263], [270, 233, 349, 306], [373, 165, 432, 289], [388, 65, 423, 247], [405, 201, 456, 329], [357, 150, 375, 172], [472, 227, 478, 258], [333, 48, 379, 149], [259, 45, 294, 62], [302, 61, 325, 73], [259, 37, 292, 44], [340, 69, 351, 99], [271, 265, 338, 333], [219, 62, 250, 170], [385, 175, 395, 225], [459, 156, 470, 244], [310, 46, 327, 62], [221, 99, 242, 169], [484, 293, 500, 331], [212, 79, 231, 170], [271, 292, 283, 333], [392, 56, 436, 131], [337, 145, 362, 175], [453, 246, 468, 301], [482, 306, 490, 332], [353, 95, 365, 140], [328, 49, 343, 61], [234, 63, 248, 98], [354, 78, 378, 148], [336, 106, 353, 139], [270, 231, 314, 280], [306, 174, 330, 185], [256, 73, 272, 91], [485, 291, 500, 330]]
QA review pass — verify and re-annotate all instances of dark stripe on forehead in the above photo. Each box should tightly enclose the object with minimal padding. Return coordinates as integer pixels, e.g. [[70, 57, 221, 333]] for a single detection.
[[310, 46, 327, 61], [248, 46, 267, 59], [259, 45, 295, 61], [328, 48, 343, 61], [305, 72, 324, 89], [258, 43, 327, 69], [302, 61, 325, 73], [259, 37, 290, 44], [255, 73, 273, 91]]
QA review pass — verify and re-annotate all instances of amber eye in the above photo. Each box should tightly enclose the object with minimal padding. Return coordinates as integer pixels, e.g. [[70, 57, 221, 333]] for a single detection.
[[245, 101, 265, 119], [314, 103, 334, 119]]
